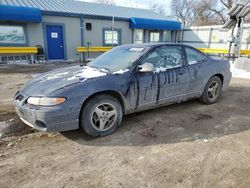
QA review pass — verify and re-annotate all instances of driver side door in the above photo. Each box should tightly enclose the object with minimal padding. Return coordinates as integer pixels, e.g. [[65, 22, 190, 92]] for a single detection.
[[133, 45, 189, 110], [133, 50, 159, 109]]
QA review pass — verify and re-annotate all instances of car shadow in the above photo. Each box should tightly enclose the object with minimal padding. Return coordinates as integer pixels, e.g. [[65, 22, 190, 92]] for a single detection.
[[61, 85, 250, 146]]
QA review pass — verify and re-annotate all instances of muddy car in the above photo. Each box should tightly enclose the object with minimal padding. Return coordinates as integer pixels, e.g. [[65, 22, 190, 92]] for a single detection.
[[13, 43, 232, 137]]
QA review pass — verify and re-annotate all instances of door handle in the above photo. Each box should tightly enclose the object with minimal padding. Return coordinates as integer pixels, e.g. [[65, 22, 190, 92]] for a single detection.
[[60, 45, 63, 48]]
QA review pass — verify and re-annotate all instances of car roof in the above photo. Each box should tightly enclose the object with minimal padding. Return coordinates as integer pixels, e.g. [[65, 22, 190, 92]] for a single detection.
[[121, 43, 192, 48], [118, 43, 209, 57]]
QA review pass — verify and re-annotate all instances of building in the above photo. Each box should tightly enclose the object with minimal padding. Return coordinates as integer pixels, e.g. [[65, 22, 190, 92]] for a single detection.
[[182, 24, 250, 50], [0, 0, 181, 61]]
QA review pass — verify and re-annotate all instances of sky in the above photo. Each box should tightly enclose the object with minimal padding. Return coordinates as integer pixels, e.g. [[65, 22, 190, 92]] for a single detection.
[[80, 0, 171, 12]]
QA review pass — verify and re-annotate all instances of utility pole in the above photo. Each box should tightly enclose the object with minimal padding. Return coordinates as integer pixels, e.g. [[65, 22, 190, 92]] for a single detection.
[[221, 0, 250, 59]]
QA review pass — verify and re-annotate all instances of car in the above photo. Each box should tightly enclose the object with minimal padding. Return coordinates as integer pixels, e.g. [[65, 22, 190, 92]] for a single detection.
[[13, 43, 232, 137]]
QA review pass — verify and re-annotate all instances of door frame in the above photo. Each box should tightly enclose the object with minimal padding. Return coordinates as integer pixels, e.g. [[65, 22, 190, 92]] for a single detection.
[[43, 22, 67, 60]]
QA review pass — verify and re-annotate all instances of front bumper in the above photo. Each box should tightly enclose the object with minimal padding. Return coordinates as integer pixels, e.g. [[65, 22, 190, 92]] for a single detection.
[[14, 92, 80, 132]]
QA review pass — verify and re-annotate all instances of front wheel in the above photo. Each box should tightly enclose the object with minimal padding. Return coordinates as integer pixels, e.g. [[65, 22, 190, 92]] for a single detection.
[[80, 94, 123, 137], [200, 76, 222, 104]]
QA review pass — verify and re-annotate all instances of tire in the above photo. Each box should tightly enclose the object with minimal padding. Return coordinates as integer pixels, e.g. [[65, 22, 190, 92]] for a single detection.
[[80, 94, 123, 137], [200, 76, 222, 104]]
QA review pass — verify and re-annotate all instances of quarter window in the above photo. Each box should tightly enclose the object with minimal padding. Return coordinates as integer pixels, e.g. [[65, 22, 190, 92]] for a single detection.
[[141, 46, 183, 72], [134, 29, 144, 43], [150, 32, 160, 43], [0, 25, 26, 44], [185, 47, 207, 65], [103, 29, 121, 46]]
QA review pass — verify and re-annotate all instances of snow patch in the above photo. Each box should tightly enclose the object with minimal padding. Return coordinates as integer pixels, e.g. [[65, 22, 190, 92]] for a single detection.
[[231, 63, 250, 79], [32, 73, 41, 78], [43, 72, 70, 80], [67, 67, 107, 80], [155, 66, 176, 73], [155, 67, 167, 73], [112, 69, 129, 74]]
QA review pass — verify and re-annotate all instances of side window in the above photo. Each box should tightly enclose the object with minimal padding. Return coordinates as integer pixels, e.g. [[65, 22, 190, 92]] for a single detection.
[[185, 47, 207, 65], [141, 46, 184, 72]]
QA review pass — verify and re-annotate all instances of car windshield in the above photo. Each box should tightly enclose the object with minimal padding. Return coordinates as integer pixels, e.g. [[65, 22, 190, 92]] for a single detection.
[[88, 45, 149, 72]]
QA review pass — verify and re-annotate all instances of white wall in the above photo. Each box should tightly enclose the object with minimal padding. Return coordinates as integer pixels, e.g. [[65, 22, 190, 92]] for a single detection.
[[182, 24, 250, 50]]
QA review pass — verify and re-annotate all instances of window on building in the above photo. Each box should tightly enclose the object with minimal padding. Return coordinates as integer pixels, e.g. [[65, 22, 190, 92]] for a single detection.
[[150, 32, 160, 43], [103, 29, 121, 46], [0, 25, 26, 44], [162, 31, 171, 42], [134, 29, 144, 43], [185, 47, 207, 65], [86, 23, 92, 31]]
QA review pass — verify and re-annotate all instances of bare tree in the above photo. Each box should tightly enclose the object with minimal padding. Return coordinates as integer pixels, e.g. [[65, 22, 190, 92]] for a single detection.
[[95, 0, 116, 5], [171, 0, 237, 26], [171, 0, 199, 27], [194, 0, 226, 25], [220, 0, 235, 9], [151, 4, 166, 15], [194, 0, 236, 25]]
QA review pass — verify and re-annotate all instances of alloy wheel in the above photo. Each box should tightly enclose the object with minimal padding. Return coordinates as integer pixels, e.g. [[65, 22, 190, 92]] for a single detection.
[[91, 103, 117, 131], [207, 81, 219, 100]]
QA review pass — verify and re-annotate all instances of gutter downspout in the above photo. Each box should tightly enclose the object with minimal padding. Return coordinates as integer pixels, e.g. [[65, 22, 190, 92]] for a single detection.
[[112, 16, 115, 47], [80, 16, 84, 61], [179, 21, 184, 44]]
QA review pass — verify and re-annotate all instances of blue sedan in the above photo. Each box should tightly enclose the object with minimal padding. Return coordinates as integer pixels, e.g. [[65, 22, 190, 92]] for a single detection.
[[14, 43, 232, 137]]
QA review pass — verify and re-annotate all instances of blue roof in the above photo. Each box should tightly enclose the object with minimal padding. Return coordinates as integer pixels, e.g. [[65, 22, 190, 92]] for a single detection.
[[130, 17, 181, 30], [0, 5, 41, 22], [0, 0, 175, 21]]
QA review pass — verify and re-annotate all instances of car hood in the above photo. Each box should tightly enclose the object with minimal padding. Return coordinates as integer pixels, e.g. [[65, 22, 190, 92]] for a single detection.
[[20, 65, 109, 96]]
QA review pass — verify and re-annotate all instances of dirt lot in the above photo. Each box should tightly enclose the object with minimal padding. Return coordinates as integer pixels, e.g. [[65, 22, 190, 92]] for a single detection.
[[0, 63, 250, 188]]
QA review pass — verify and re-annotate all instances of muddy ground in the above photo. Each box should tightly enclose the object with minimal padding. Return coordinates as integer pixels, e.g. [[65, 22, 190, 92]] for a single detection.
[[0, 63, 250, 188]]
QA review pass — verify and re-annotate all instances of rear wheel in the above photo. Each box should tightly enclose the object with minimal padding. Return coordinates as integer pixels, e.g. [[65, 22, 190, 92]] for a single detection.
[[80, 94, 123, 137], [200, 76, 222, 104]]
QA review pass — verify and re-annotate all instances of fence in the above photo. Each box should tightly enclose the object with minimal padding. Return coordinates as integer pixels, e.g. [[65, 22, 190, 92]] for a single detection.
[[0, 47, 38, 63], [182, 24, 250, 50]]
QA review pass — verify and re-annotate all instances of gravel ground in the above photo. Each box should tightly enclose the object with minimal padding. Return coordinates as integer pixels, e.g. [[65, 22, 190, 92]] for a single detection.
[[0, 63, 250, 188]]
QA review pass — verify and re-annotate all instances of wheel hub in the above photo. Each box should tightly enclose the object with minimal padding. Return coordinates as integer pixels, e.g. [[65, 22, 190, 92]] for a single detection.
[[91, 103, 117, 131], [208, 81, 219, 100]]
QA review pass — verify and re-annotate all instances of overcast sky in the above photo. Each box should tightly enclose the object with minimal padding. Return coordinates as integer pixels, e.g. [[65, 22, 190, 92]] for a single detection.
[[80, 0, 171, 11]]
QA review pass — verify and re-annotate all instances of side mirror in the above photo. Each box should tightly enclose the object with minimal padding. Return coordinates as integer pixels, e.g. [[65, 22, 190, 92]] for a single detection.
[[138, 63, 155, 72]]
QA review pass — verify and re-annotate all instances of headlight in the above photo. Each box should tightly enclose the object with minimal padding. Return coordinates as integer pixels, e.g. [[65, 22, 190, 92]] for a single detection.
[[27, 97, 66, 106]]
